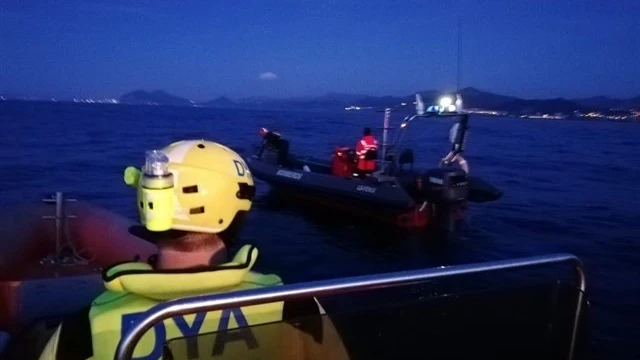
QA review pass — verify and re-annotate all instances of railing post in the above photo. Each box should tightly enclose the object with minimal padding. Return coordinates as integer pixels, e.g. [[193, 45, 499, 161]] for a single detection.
[[569, 264, 587, 360], [42, 191, 77, 265]]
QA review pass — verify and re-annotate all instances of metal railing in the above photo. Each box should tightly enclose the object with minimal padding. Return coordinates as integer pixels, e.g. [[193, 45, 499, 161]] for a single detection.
[[41, 191, 77, 264], [115, 253, 586, 360]]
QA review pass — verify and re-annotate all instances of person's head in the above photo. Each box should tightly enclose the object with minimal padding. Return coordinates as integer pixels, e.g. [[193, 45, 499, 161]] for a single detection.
[[124, 140, 255, 266], [363, 127, 372, 136]]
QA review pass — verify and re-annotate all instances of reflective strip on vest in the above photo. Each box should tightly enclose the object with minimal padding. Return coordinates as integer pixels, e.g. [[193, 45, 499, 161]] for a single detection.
[[89, 292, 284, 360], [357, 138, 378, 158]]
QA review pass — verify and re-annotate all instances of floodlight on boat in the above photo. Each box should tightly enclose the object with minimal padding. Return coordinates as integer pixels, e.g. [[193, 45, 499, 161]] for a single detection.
[[439, 96, 453, 108]]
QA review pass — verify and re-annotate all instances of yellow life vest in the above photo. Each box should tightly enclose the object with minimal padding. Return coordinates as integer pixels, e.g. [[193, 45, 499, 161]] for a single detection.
[[89, 245, 285, 360]]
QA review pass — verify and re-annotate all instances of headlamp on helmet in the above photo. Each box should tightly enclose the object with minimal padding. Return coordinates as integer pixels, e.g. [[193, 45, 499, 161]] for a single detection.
[[138, 150, 174, 232]]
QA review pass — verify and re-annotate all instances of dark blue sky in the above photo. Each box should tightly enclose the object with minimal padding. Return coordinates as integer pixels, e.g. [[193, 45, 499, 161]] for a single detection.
[[1, 0, 638, 101]]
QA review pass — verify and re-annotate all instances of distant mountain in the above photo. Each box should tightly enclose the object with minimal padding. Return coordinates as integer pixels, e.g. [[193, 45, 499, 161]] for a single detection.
[[456, 87, 518, 109], [572, 95, 640, 110], [348, 95, 404, 108], [116, 87, 639, 115], [500, 98, 582, 115], [316, 92, 370, 103], [237, 96, 275, 104], [202, 96, 237, 108], [200, 93, 354, 111], [253, 97, 347, 111], [119, 90, 192, 106], [573, 96, 621, 109], [621, 96, 640, 109]]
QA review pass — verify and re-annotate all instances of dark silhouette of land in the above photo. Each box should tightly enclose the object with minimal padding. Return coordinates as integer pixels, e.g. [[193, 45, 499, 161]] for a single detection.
[[115, 88, 640, 118], [2, 87, 638, 119]]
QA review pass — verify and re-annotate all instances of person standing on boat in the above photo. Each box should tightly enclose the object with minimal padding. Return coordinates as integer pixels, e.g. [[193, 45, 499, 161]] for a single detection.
[[259, 127, 290, 165], [440, 123, 469, 173], [354, 127, 378, 177], [37, 140, 349, 360]]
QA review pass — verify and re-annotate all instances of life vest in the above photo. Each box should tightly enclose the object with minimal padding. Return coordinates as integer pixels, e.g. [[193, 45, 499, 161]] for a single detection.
[[355, 135, 378, 171], [39, 245, 325, 360]]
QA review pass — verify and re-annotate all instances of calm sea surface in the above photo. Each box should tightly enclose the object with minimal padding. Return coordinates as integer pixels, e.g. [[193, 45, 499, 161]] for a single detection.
[[1, 101, 639, 358]]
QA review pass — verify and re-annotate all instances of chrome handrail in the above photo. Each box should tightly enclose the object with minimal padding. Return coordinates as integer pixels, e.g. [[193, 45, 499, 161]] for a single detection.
[[41, 191, 77, 264], [115, 253, 586, 360]]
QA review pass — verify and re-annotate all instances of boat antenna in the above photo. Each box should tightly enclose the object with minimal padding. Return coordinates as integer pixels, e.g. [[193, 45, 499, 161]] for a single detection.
[[456, 17, 461, 92], [455, 15, 464, 112]]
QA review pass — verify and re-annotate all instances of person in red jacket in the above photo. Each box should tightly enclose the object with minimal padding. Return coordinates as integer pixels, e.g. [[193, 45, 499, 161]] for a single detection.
[[354, 127, 378, 177]]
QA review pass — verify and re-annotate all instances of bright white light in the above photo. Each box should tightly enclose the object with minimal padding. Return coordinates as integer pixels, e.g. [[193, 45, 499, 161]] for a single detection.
[[439, 96, 453, 107]]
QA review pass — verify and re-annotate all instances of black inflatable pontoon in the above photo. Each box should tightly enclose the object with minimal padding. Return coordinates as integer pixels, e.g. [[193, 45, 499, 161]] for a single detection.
[[246, 94, 502, 233]]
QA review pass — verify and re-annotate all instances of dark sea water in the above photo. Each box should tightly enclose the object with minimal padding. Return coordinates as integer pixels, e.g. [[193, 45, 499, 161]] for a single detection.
[[1, 101, 639, 358]]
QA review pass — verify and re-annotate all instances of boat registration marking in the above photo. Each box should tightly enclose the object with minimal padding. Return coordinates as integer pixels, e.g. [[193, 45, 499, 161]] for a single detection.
[[356, 185, 377, 194], [276, 169, 303, 180]]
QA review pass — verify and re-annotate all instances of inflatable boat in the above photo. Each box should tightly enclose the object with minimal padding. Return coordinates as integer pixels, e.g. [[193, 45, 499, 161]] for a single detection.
[[0, 192, 157, 358], [246, 94, 502, 234], [0, 198, 590, 360]]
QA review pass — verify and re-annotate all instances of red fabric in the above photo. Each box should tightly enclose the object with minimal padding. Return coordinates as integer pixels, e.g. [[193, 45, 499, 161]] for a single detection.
[[356, 135, 378, 171], [331, 147, 355, 177]]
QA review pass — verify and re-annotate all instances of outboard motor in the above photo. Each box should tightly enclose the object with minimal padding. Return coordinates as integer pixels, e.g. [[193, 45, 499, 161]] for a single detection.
[[422, 167, 469, 203], [396, 149, 414, 174], [421, 167, 469, 235]]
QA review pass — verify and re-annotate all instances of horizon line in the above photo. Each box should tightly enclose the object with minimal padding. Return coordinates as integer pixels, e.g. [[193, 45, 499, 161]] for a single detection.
[[2, 86, 639, 103]]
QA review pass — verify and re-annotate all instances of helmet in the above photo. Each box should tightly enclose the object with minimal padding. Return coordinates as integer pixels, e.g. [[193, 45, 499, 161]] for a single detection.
[[124, 140, 255, 234]]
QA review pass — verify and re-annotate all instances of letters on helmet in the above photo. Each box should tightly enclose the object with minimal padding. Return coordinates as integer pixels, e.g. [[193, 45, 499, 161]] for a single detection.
[[233, 159, 251, 179]]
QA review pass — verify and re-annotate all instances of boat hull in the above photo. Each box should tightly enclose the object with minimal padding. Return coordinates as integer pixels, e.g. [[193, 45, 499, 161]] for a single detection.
[[0, 201, 157, 332], [247, 155, 416, 209], [245, 156, 471, 231]]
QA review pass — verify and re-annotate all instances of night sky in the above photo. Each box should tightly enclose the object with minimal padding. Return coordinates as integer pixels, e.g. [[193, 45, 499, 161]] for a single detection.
[[1, 0, 638, 101]]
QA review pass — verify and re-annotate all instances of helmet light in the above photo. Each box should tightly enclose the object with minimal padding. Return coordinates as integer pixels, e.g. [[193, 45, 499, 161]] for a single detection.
[[144, 150, 170, 176], [140, 149, 175, 232]]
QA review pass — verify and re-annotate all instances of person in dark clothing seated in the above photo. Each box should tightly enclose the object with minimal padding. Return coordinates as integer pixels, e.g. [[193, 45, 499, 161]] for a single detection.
[[259, 127, 290, 166]]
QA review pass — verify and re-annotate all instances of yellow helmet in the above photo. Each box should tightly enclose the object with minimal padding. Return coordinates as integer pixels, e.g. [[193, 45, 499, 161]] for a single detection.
[[124, 140, 254, 234]]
